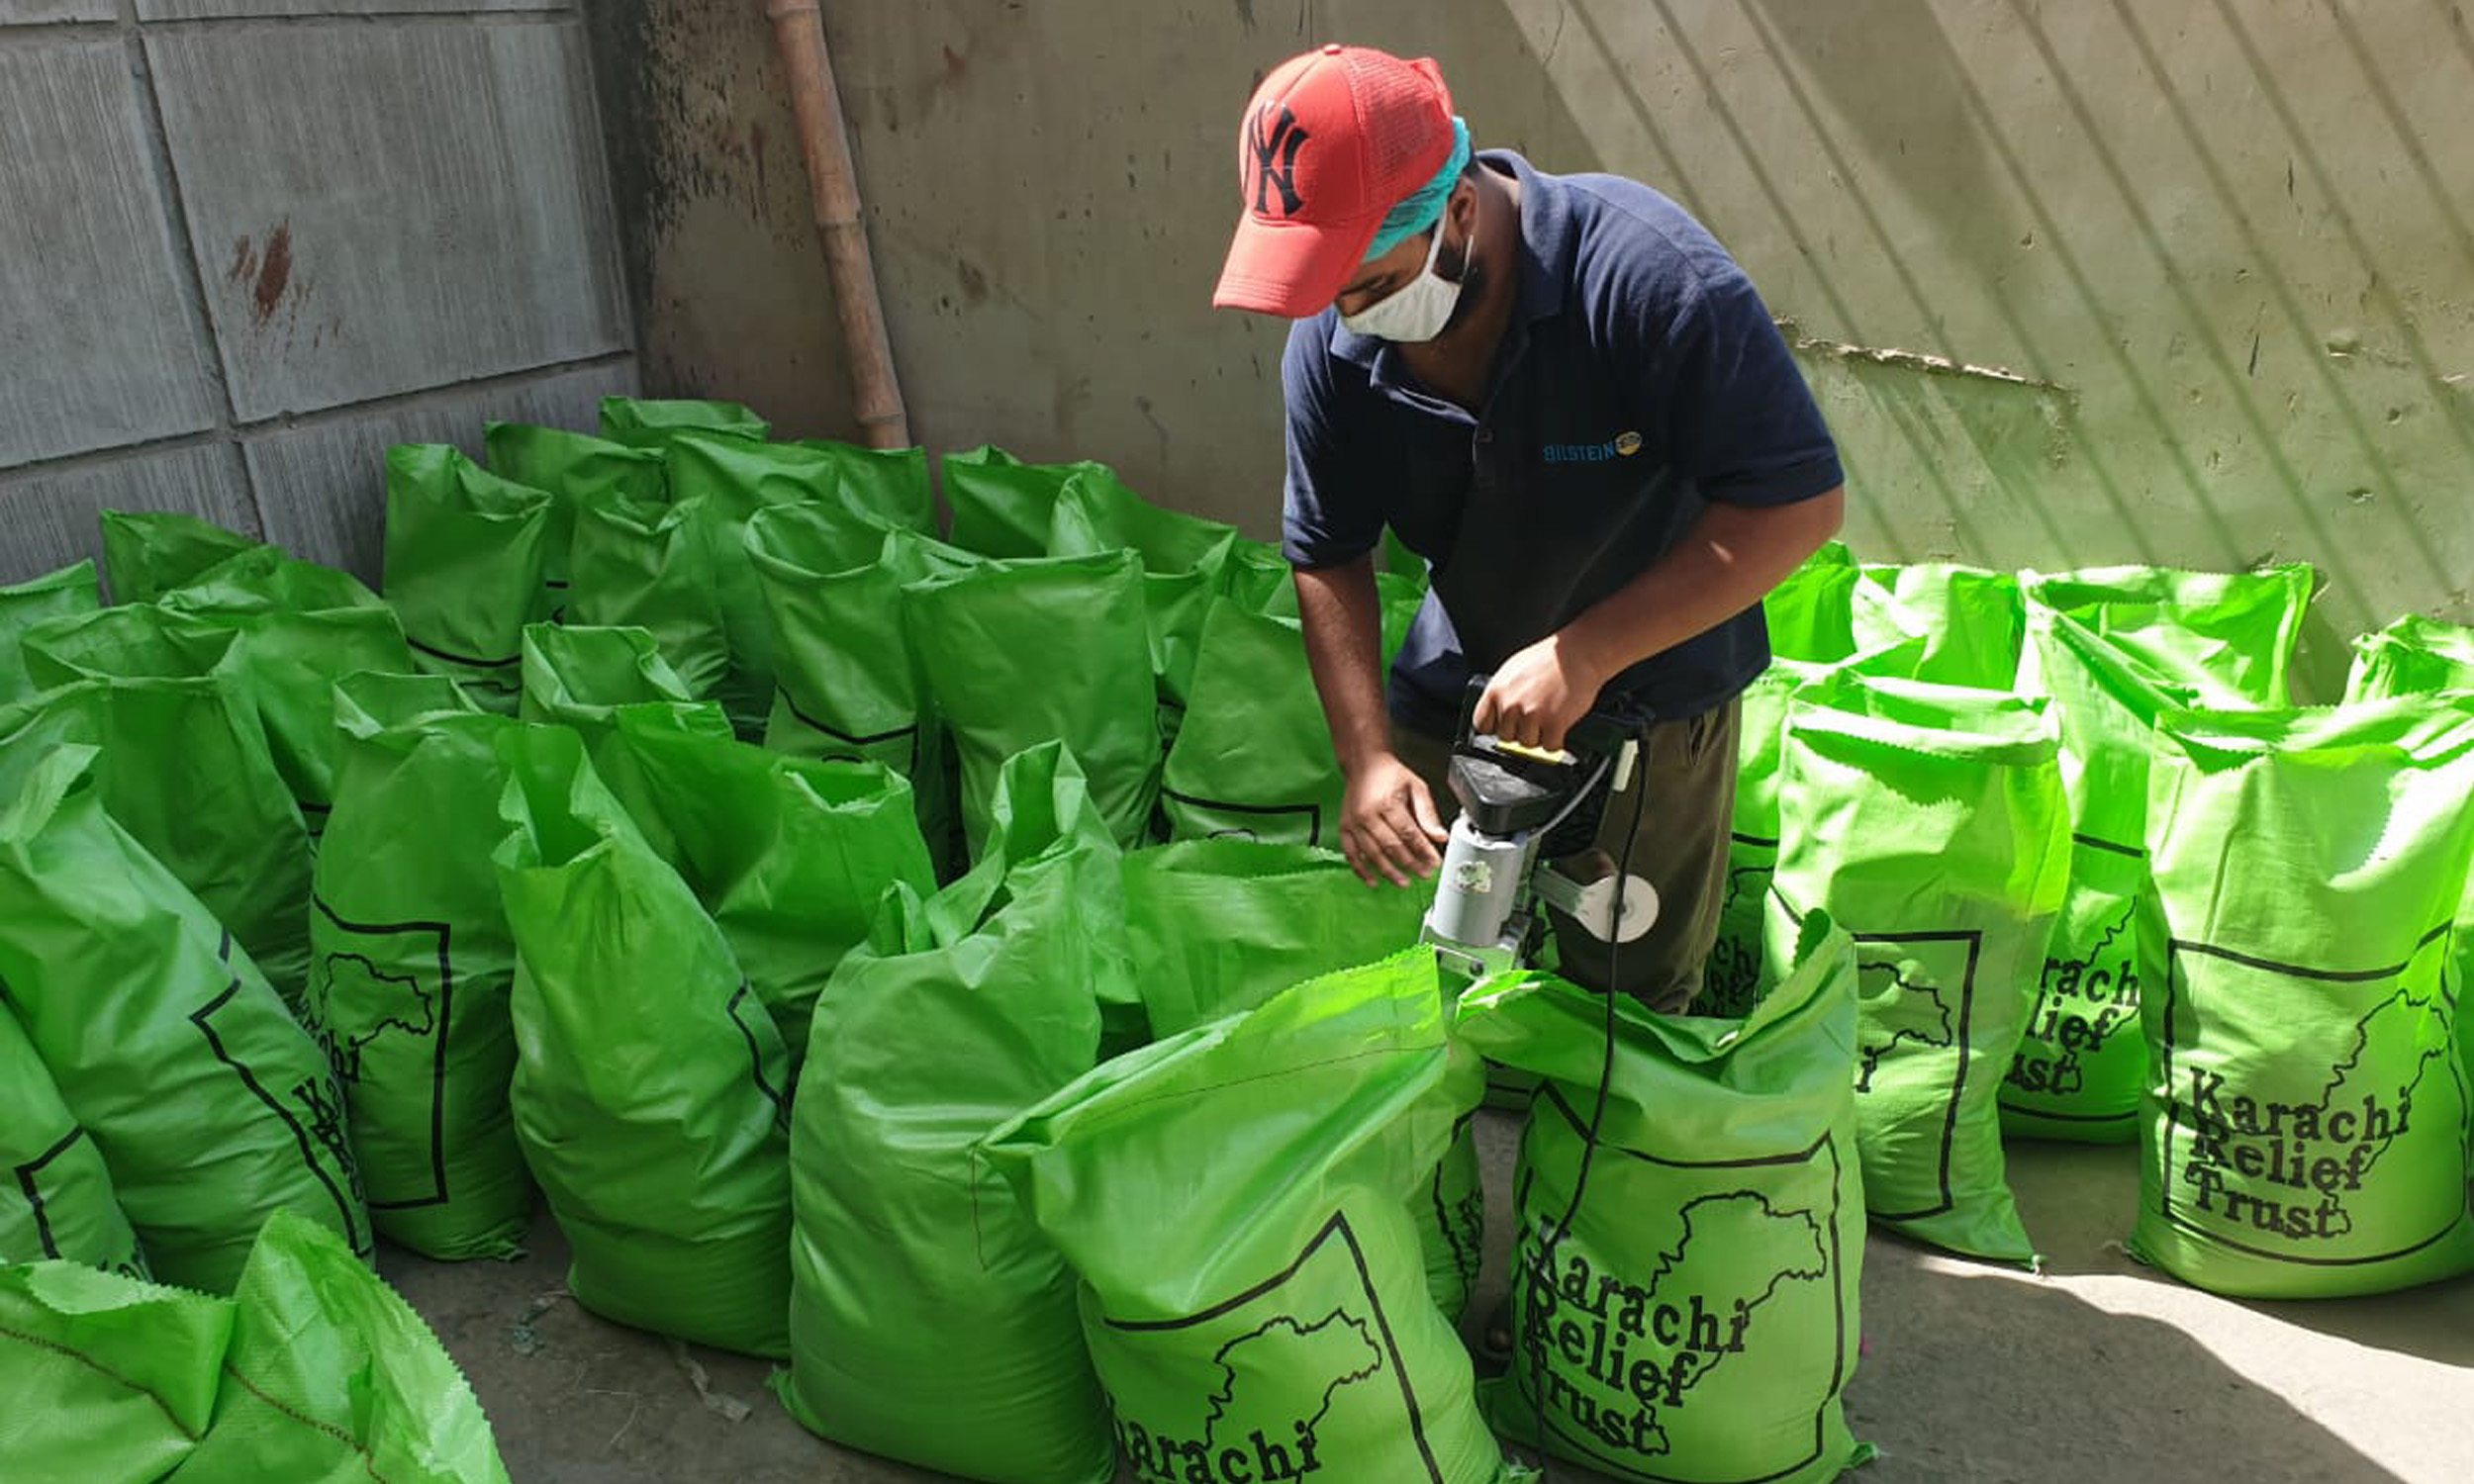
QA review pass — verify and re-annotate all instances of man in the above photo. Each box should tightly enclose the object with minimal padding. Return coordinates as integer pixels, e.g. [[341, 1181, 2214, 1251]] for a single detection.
[[1212, 45, 1845, 1011]]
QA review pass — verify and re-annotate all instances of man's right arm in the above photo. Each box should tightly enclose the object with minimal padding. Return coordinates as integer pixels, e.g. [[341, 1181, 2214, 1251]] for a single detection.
[[1293, 555, 1447, 886]]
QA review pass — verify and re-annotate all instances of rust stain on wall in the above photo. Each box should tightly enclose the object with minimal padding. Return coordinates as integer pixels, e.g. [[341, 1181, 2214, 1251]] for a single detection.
[[251, 224, 293, 324]]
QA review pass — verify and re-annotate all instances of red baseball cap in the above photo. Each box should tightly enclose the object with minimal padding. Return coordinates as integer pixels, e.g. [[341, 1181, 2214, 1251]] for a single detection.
[[1212, 45, 1458, 317]]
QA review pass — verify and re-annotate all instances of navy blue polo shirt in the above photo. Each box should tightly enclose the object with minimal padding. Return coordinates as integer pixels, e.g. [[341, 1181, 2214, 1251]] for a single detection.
[[1281, 149, 1844, 733]]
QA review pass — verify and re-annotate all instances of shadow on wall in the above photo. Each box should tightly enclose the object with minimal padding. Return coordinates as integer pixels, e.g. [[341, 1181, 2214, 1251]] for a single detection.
[[1494, 0, 2474, 665]]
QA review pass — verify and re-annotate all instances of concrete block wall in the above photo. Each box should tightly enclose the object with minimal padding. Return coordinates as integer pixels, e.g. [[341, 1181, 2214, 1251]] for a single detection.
[[0, 0, 637, 588]]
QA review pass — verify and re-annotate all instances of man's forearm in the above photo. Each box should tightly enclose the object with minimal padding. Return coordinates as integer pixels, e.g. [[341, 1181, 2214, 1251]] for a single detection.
[[1291, 555, 1394, 775], [1561, 487, 1846, 682]]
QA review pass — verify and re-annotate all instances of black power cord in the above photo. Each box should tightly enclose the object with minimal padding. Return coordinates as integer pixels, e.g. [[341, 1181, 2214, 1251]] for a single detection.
[[1522, 730, 1654, 1478]]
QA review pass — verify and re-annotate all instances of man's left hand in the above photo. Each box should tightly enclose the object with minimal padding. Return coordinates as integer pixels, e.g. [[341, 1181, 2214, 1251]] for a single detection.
[[1473, 632, 1608, 753]]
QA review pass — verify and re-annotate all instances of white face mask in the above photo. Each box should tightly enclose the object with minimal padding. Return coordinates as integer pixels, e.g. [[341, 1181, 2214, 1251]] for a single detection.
[[1340, 213, 1471, 343]]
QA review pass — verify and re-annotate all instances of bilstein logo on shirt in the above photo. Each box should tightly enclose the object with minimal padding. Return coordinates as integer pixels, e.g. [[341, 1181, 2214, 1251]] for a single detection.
[[1545, 431, 1645, 463]]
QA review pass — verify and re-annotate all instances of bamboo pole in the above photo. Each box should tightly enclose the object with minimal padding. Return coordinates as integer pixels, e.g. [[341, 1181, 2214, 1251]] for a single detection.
[[763, 0, 911, 449]]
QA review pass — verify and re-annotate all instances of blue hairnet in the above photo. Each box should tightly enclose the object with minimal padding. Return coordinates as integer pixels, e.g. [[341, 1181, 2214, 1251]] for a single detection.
[[1363, 117, 1472, 262]]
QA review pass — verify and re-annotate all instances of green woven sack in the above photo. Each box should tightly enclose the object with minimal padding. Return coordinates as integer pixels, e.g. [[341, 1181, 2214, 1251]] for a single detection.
[[1700, 550, 1923, 1020], [0, 1001, 144, 1273], [939, 742, 1144, 1057], [565, 485, 733, 701], [1159, 579, 1423, 848], [664, 432, 932, 733], [149, 546, 415, 826], [984, 952, 1520, 1484], [1218, 538, 1293, 613], [166, 1210, 511, 1484], [2345, 613, 2474, 702], [519, 621, 703, 745], [2341, 612, 2474, 1103], [905, 550, 1162, 856], [745, 505, 962, 868], [2000, 568, 2311, 1144], [308, 674, 529, 1261], [383, 445, 552, 712], [941, 446, 1130, 559], [0, 657, 315, 1010], [1852, 562, 2026, 690], [0, 559, 99, 703], [1045, 470, 1239, 716], [1122, 841, 1432, 1038], [483, 420, 667, 623], [1775, 674, 2069, 1263], [0, 1258, 231, 1483], [0, 743, 370, 1293], [99, 509, 260, 603], [598, 395, 770, 449], [596, 704, 936, 1067], [1117, 841, 1475, 1319], [776, 760, 1116, 1483], [1456, 907, 1872, 1484], [493, 725, 794, 1356], [2131, 697, 2474, 1298], [23, 589, 408, 835]]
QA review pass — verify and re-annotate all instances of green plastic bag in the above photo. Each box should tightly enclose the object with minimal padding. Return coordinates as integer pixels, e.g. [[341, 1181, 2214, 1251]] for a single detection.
[[941, 445, 1129, 559], [2341, 612, 2474, 1104], [2345, 613, 2474, 702], [1122, 842, 1430, 1037], [1774, 674, 2068, 1263], [384, 445, 552, 712], [745, 504, 961, 868], [483, 420, 667, 622], [308, 674, 529, 1261], [788, 437, 935, 533], [0, 1002, 145, 1273], [2000, 568, 2312, 1144], [1456, 907, 1872, 1484], [0, 659, 315, 1009], [984, 952, 1519, 1484], [0, 1258, 232, 1484], [1218, 538, 1293, 613], [22, 591, 408, 836], [1045, 470, 1239, 715], [493, 725, 794, 1356], [0, 743, 370, 1293], [905, 550, 1163, 855], [1117, 841, 1475, 1319], [776, 771, 1115, 1482], [164, 1210, 512, 1484], [1700, 553, 1924, 1021], [149, 547, 415, 825], [2131, 697, 2474, 1298], [519, 621, 704, 743], [1852, 562, 2026, 690], [597, 704, 937, 1066], [564, 484, 733, 700], [100, 509, 261, 603], [664, 432, 927, 732], [599, 395, 770, 449], [941, 742, 1145, 1057], [1160, 579, 1423, 847], [0, 559, 100, 703]]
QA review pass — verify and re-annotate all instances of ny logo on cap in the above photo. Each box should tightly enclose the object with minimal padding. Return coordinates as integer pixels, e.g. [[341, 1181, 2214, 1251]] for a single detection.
[[1248, 102, 1310, 217]]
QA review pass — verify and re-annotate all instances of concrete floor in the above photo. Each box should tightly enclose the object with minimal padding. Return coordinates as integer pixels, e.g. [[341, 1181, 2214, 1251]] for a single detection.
[[384, 1115, 2474, 1484]]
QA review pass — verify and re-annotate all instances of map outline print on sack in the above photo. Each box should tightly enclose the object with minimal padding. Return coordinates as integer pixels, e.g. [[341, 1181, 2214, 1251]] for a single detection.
[[1508, 1083, 1855, 1484], [1101, 1208, 1450, 1484], [2153, 920, 2464, 1265], [190, 928, 372, 1260], [306, 895, 458, 1213], [1850, 930, 1981, 1226]]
